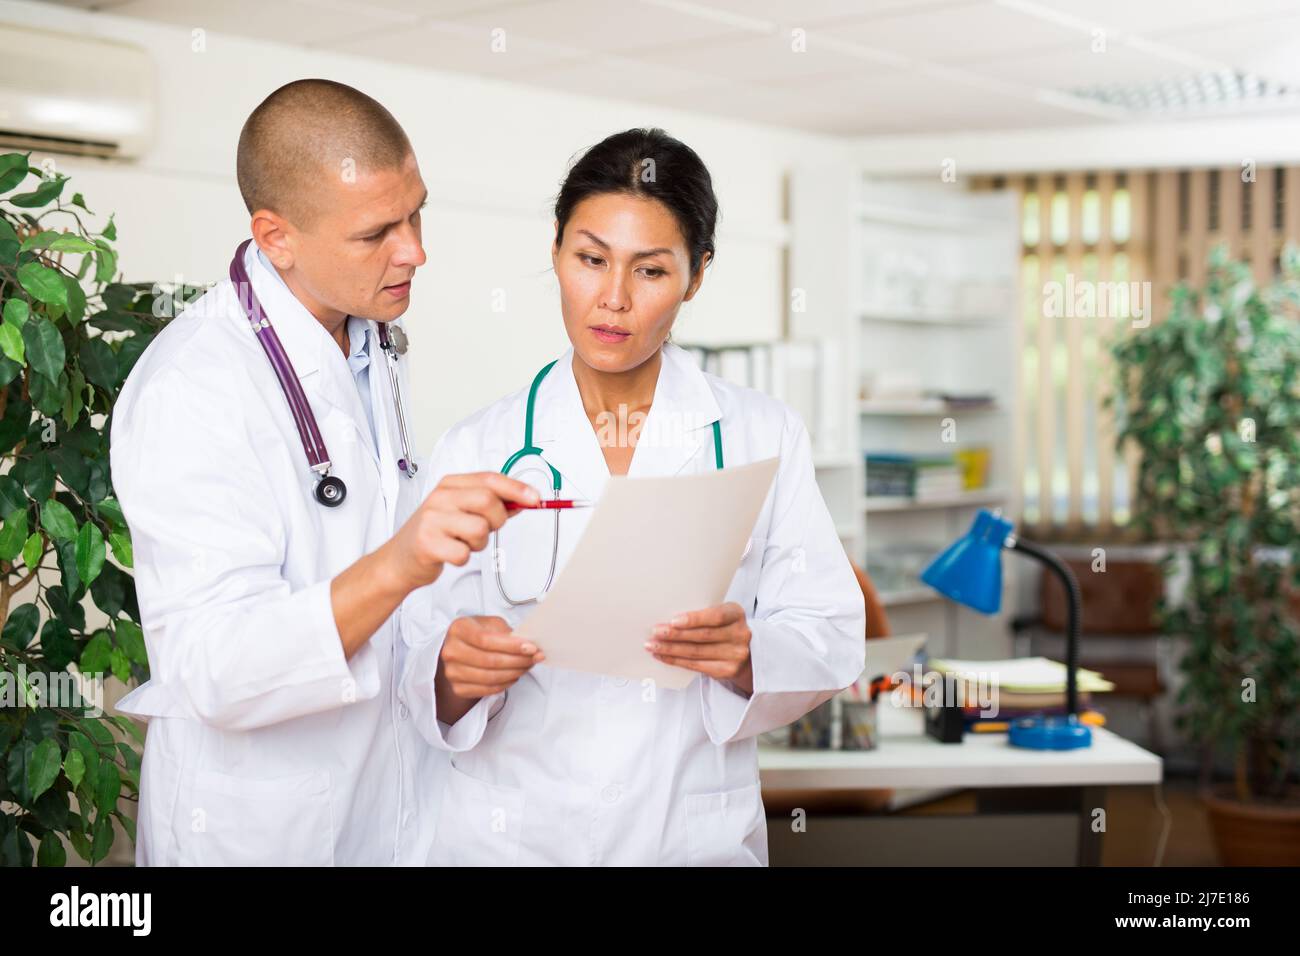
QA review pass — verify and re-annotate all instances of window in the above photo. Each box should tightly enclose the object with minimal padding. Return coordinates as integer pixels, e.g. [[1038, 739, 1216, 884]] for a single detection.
[[979, 167, 1300, 538]]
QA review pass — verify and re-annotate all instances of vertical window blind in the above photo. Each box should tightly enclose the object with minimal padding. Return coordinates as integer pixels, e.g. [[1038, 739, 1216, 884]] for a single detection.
[[976, 167, 1300, 539]]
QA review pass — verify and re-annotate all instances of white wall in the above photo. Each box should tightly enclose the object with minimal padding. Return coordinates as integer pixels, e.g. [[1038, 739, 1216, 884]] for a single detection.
[[849, 112, 1300, 175], [0, 0, 847, 449]]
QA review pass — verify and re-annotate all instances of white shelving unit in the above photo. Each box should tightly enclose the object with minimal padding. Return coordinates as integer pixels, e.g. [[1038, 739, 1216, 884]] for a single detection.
[[860, 399, 1004, 416], [788, 170, 1023, 660], [861, 489, 1011, 513]]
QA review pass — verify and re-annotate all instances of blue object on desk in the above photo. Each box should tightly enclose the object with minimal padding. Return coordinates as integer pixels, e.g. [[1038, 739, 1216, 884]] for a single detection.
[[1009, 715, 1092, 750], [921, 508, 1093, 751]]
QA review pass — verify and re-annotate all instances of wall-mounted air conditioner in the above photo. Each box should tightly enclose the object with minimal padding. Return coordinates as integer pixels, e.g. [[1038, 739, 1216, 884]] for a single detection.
[[0, 24, 154, 159]]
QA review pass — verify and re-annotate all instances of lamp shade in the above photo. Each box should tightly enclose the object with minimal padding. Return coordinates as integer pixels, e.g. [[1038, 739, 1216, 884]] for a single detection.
[[919, 509, 1013, 614]]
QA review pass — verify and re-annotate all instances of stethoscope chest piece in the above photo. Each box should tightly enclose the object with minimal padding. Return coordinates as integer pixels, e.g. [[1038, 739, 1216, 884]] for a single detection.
[[387, 324, 410, 355], [377, 321, 418, 479], [314, 475, 347, 507]]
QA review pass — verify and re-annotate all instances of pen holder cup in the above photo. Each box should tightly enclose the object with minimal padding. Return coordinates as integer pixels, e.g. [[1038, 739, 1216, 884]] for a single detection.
[[840, 699, 880, 751], [789, 698, 834, 749]]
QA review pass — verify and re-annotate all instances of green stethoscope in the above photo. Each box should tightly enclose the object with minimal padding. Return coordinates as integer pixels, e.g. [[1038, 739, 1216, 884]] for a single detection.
[[493, 358, 724, 607]]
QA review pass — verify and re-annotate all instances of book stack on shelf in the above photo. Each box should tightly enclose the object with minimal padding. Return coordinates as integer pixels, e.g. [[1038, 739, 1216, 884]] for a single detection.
[[866, 453, 963, 499], [861, 374, 997, 413], [928, 390, 997, 410], [865, 449, 990, 501]]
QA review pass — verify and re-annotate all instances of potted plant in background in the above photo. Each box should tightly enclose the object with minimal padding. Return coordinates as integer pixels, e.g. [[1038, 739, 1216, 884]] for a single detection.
[[0, 151, 197, 865], [1110, 244, 1300, 865]]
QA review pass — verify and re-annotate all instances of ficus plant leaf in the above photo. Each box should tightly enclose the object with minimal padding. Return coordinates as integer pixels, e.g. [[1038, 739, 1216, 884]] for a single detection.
[[1110, 242, 1300, 805], [0, 151, 203, 865]]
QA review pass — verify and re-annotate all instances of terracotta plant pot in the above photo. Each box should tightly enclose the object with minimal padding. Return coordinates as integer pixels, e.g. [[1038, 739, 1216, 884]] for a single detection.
[[1203, 788, 1300, 865]]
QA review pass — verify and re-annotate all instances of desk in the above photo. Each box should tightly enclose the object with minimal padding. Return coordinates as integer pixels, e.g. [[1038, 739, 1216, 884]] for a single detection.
[[758, 701, 1163, 865]]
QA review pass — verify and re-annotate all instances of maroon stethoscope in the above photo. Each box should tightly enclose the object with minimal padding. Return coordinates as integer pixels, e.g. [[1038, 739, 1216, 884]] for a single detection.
[[229, 239, 418, 508]]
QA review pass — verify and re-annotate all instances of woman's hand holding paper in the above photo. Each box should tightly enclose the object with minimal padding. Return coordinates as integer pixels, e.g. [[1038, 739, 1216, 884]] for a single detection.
[[646, 602, 753, 694]]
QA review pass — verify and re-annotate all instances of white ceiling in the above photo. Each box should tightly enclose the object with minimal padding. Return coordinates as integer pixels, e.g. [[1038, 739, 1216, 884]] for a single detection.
[[40, 0, 1300, 134]]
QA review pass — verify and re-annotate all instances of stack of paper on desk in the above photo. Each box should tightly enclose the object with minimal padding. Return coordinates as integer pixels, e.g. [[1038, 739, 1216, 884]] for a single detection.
[[515, 457, 780, 690], [927, 656, 1115, 713], [927, 656, 1115, 693]]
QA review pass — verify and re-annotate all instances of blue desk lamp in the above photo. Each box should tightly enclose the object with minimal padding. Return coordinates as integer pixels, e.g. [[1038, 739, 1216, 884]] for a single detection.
[[920, 509, 1092, 750]]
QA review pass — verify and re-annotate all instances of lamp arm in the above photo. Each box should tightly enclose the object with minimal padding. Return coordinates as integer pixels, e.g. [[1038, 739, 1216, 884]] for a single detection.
[[1008, 537, 1082, 715]]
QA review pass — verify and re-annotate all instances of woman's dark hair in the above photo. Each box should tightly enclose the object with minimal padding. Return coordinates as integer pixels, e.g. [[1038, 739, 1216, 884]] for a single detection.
[[554, 128, 719, 276]]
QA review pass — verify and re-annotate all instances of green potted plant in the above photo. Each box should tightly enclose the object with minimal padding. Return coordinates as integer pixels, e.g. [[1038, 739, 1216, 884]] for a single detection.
[[0, 151, 196, 865], [1110, 243, 1300, 865]]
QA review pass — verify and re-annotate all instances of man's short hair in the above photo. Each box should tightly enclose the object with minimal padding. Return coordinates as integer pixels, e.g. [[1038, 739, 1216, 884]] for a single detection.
[[236, 79, 412, 227]]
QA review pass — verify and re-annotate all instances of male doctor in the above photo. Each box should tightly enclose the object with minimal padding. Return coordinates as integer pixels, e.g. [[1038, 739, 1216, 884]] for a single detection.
[[110, 79, 538, 865]]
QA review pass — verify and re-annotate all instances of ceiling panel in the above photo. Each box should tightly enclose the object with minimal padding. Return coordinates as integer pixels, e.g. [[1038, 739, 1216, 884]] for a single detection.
[[642, 80, 883, 133], [826, 1, 1086, 63], [634, 29, 905, 85], [443, 0, 767, 55], [507, 52, 712, 99], [39, 0, 134, 8], [1148, 11, 1300, 83], [672, 65, 1100, 134], [320, 17, 586, 76], [959, 39, 1183, 89], [29, 0, 1300, 135], [346, 0, 549, 17], [110, 0, 421, 46], [1014, 0, 1300, 36], [653, 0, 967, 28]]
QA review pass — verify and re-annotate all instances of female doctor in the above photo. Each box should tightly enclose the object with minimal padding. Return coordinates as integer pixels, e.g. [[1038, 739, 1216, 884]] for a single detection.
[[400, 128, 866, 866]]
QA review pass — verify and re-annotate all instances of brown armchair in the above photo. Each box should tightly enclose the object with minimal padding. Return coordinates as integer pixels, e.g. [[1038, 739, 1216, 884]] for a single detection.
[[852, 560, 893, 639]]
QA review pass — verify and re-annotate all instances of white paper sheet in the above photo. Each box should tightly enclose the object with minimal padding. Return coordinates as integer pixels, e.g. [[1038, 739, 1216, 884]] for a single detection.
[[514, 457, 780, 690]]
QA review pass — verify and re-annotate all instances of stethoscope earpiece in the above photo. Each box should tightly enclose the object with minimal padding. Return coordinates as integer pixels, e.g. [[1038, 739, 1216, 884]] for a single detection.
[[315, 475, 348, 507]]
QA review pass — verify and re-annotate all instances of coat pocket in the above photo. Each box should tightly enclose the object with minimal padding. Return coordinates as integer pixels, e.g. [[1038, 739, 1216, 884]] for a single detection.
[[430, 763, 526, 866], [175, 765, 334, 866], [684, 782, 766, 866]]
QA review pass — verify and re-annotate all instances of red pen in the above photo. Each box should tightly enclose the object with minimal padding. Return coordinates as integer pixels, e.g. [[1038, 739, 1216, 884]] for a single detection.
[[505, 499, 592, 512]]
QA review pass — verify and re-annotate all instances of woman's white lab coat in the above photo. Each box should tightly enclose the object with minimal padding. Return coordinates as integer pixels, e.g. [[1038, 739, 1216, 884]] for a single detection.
[[400, 343, 866, 866], [110, 242, 439, 865]]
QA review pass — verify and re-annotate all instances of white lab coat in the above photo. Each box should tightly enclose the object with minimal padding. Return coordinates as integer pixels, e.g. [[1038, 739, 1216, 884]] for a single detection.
[[111, 242, 437, 865], [400, 343, 866, 866]]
